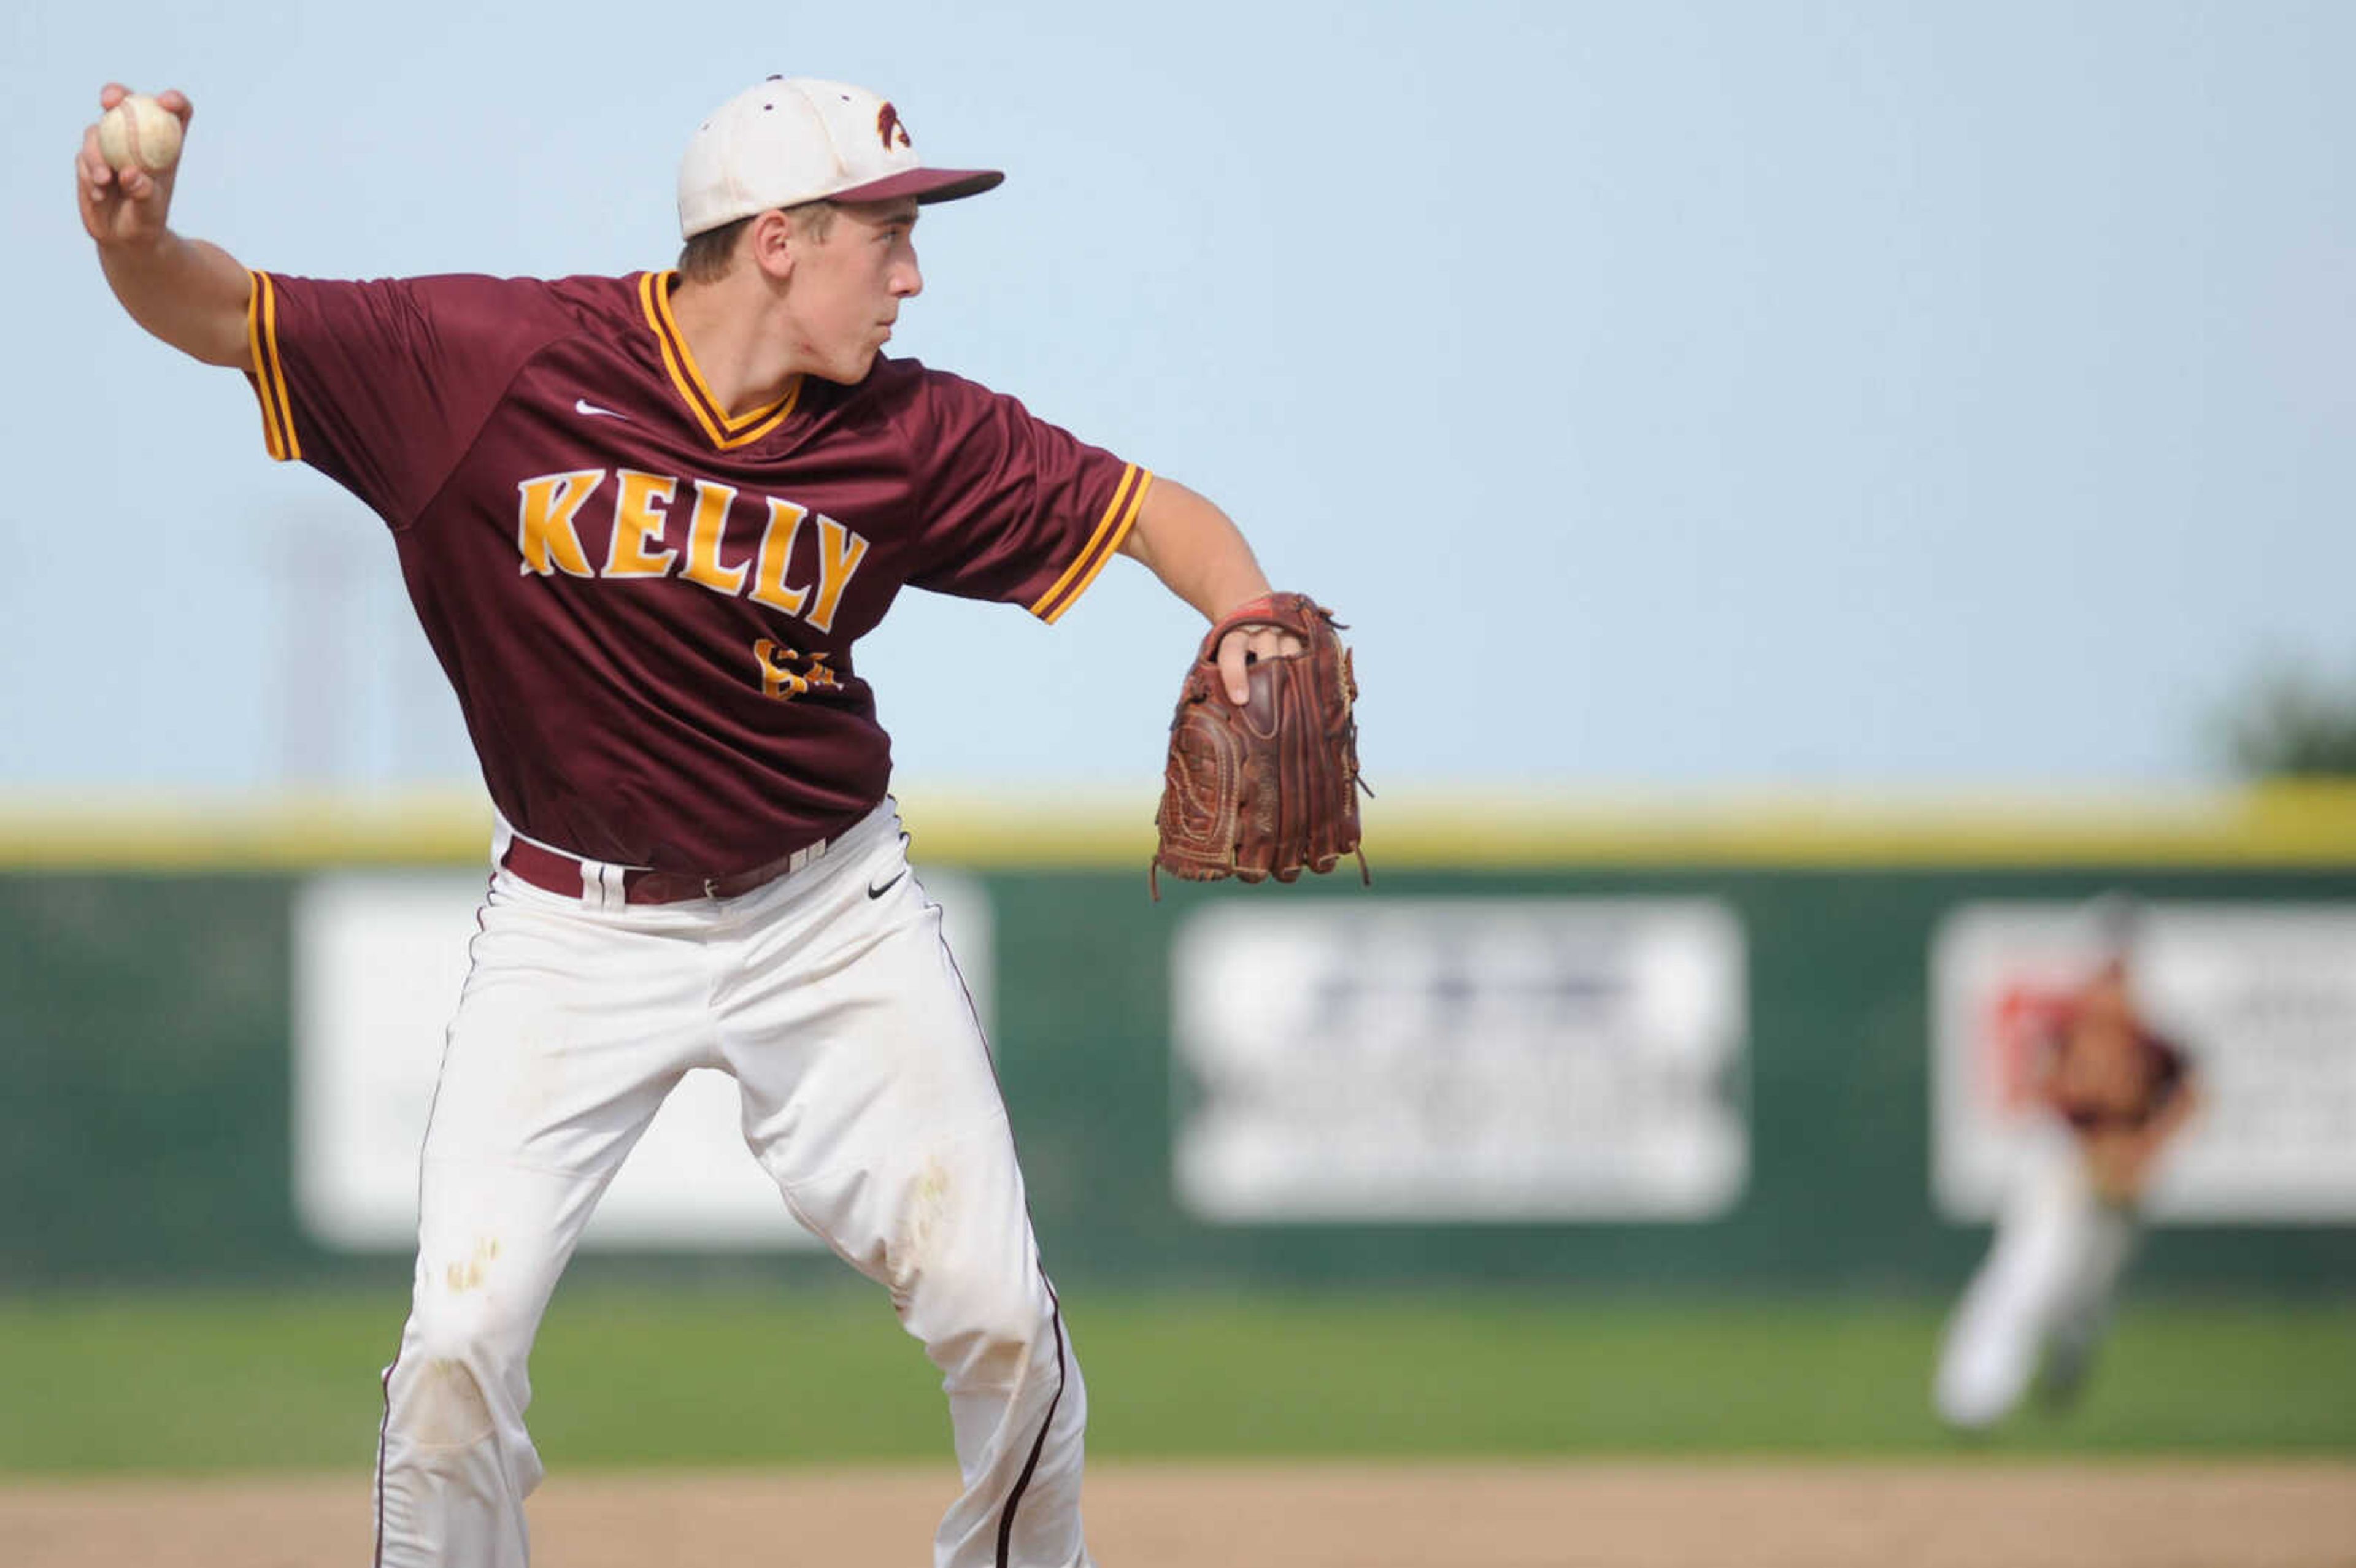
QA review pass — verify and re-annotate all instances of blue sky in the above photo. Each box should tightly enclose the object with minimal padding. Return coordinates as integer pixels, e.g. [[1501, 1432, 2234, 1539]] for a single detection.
[[6, 1, 2350, 793]]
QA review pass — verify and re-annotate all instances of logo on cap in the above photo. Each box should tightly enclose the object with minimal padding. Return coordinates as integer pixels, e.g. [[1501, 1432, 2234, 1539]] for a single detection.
[[876, 102, 912, 152]]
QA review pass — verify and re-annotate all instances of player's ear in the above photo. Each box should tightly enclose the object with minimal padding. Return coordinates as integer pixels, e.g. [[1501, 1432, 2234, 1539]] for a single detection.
[[746, 209, 798, 282]]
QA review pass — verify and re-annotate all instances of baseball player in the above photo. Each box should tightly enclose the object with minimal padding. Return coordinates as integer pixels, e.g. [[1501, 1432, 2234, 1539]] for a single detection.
[[78, 77, 1303, 1567], [1933, 909, 2201, 1431]]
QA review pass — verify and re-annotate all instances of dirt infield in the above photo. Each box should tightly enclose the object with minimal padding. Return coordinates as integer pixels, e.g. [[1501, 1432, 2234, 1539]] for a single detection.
[[5, 1460, 2352, 1567]]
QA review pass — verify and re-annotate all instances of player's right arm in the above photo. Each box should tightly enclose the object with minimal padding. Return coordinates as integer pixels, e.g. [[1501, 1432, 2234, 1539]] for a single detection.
[[77, 85, 252, 370]]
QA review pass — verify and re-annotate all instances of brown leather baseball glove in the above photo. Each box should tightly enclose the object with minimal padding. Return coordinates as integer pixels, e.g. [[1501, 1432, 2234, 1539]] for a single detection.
[[1151, 592, 1368, 896]]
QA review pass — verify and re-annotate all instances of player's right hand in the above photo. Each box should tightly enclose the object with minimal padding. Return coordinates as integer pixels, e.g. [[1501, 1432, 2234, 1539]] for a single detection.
[[77, 84, 192, 249]]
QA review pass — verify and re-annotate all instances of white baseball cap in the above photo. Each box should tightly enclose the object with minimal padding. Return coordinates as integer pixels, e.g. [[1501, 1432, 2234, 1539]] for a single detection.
[[678, 77, 1004, 239]]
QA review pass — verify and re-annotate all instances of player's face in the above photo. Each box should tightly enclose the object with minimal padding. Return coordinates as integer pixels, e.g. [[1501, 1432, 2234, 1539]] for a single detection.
[[788, 199, 923, 383], [2065, 969, 2144, 1085], [2076, 971, 2136, 1041]]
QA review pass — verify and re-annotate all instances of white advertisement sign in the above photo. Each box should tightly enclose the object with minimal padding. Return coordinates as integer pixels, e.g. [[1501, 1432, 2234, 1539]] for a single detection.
[[1933, 902, 2356, 1223], [1172, 898, 1749, 1222], [293, 869, 992, 1250]]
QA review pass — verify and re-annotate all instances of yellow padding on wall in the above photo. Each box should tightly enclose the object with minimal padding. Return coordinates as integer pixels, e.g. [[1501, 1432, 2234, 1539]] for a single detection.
[[0, 783, 2353, 870]]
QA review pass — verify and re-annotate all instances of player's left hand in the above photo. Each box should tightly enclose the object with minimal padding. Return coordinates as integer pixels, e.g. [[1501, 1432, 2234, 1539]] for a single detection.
[[1152, 591, 1366, 894], [1214, 621, 1306, 705]]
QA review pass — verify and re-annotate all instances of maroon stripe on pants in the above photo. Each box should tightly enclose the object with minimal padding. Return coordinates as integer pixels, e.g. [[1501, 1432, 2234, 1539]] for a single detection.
[[373, 1352, 398, 1567], [993, 1278, 1068, 1568]]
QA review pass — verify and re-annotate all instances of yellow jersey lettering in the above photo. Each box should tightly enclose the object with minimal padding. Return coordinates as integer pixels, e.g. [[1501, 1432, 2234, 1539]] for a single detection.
[[515, 469, 605, 577], [806, 517, 870, 634], [749, 498, 811, 615], [677, 479, 748, 595], [604, 470, 679, 578]]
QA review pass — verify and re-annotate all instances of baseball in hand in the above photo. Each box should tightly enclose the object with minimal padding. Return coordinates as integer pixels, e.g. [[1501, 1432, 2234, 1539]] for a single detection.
[[98, 94, 183, 174]]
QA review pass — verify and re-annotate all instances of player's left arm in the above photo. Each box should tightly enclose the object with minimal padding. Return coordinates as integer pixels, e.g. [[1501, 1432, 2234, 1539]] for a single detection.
[[1120, 478, 1301, 704], [2131, 1072, 2201, 1162]]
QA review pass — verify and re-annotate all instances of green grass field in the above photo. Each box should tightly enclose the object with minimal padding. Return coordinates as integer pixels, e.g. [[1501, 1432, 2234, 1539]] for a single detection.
[[1, 1289, 2348, 1473]]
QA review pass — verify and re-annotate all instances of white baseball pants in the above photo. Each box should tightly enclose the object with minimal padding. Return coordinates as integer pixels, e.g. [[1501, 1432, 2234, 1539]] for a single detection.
[[1933, 1120, 2137, 1431], [372, 802, 1091, 1568]]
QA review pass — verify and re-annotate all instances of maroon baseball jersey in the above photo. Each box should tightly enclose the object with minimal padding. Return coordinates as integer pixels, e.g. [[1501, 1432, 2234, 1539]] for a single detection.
[[2042, 1018, 2191, 1134], [242, 269, 1150, 873]]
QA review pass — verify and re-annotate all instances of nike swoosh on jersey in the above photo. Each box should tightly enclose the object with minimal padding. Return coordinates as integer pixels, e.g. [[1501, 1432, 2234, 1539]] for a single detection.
[[867, 870, 907, 900], [574, 398, 630, 421]]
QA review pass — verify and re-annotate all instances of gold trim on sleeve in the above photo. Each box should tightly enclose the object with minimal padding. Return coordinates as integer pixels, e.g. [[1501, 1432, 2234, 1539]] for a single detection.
[[243, 270, 298, 462], [1032, 465, 1151, 623], [259, 273, 301, 462]]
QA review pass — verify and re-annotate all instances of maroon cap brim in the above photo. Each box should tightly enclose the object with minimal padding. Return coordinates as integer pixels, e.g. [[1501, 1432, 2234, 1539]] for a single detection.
[[833, 166, 1005, 206]]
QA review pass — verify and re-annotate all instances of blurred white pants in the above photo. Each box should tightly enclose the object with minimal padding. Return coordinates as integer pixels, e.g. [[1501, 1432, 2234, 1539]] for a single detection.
[[372, 802, 1090, 1568], [1933, 1120, 2137, 1431]]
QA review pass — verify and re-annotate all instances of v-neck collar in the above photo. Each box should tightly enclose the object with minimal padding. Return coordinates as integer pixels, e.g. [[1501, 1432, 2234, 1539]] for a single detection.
[[637, 271, 803, 452]]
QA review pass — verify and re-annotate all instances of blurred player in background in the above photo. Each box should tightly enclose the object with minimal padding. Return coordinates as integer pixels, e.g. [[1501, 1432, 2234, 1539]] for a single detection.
[[1934, 899, 2201, 1431]]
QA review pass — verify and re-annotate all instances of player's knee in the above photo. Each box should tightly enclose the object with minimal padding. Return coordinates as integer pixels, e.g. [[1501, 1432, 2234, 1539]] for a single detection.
[[407, 1275, 518, 1362], [387, 1291, 518, 1450], [1932, 1361, 2010, 1434], [933, 1278, 1058, 1392], [388, 1355, 497, 1450]]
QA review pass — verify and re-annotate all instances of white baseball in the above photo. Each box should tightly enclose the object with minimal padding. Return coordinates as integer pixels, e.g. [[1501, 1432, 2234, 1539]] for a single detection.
[[98, 93, 183, 174]]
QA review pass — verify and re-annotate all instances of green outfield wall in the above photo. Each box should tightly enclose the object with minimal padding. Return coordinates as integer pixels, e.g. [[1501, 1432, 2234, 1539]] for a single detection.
[[4, 787, 2354, 1291]]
